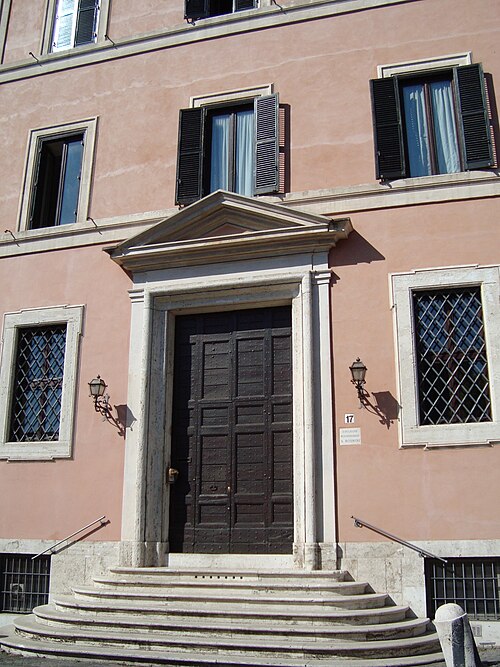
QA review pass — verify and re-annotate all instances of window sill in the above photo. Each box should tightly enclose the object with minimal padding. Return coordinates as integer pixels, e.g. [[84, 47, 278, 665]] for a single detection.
[[277, 168, 500, 214], [0, 441, 72, 461], [400, 423, 500, 450], [1, 170, 499, 257]]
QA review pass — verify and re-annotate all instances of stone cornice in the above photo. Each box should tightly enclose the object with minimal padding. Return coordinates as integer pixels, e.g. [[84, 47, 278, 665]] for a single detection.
[[0, 0, 414, 84], [111, 224, 351, 272], [0, 171, 498, 258], [110, 191, 352, 272]]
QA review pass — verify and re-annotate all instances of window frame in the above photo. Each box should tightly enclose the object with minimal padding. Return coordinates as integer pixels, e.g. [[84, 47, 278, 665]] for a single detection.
[[204, 101, 255, 196], [185, 0, 257, 22], [390, 265, 500, 448], [18, 118, 97, 233], [41, 0, 110, 55], [399, 71, 463, 177], [175, 85, 279, 205], [371, 54, 493, 181], [0, 305, 84, 461]]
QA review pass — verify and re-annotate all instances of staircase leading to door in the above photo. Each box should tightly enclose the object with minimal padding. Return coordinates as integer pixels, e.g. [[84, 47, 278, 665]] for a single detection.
[[0, 567, 444, 666]]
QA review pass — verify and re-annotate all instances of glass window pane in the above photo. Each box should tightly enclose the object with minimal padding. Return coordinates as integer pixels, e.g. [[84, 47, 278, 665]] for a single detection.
[[413, 288, 491, 425], [10, 326, 66, 442], [59, 136, 84, 225]]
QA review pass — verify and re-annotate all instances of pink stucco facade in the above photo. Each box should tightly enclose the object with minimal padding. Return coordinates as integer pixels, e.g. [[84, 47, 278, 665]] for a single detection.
[[0, 0, 499, 636]]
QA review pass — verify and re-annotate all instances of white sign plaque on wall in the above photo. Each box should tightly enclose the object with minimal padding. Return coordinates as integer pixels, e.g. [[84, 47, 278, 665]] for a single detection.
[[344, 413, 355, 424], [339, 427, 362, 446]]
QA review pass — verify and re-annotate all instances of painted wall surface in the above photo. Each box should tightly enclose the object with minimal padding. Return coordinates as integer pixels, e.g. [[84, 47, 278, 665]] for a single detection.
[[330, 198, 500, 543], [1, 0, 499, 226], [0, 0, 499, 553], [0, 245, 131, 541]]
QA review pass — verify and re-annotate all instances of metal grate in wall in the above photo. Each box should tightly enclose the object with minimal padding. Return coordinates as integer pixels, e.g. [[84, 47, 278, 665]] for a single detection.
[[0, 553, 51, 613], [413, 287, 491, 426], [426, 557, 500, 621]]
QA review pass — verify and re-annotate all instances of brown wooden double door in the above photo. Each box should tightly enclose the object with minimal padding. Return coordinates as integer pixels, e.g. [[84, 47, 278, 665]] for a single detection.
[[168, 306, 293, 554]]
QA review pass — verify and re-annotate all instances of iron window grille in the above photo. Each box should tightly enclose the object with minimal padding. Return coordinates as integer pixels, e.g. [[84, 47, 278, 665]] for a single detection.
[[413, 287, 492, 426], [426, 558, 500, 621], [9, 325, 67, 442], [0, 554, 51, 613]]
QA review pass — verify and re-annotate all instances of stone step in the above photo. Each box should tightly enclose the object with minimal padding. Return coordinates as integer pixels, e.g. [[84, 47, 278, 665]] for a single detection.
[[0, 565, 444, 665], [0, 632, 445, 666], [13, 613, 440, 659], [93, 574, 367, 596], [54, 594, 403, 622], [109, 566, 348, 583], [32, 604, 430, 641], [72, 585, 386, 609]]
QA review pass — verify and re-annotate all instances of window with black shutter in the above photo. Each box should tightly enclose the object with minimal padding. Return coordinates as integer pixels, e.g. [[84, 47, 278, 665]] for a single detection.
[[176, 94, 279, 206], [185, 0, 256, 21], [370, 63, 493, 180]]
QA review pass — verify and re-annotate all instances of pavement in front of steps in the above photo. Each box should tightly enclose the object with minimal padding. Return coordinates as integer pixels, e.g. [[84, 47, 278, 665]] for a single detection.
[[0, 651, 499, 666]]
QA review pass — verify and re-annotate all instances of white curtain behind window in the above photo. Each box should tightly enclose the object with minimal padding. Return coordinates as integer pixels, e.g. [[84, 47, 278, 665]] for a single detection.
[[235, 109, 254, 196], [403, 83, 432, 177], [210, 114, 230, 192], [430, 80, 460, 175]]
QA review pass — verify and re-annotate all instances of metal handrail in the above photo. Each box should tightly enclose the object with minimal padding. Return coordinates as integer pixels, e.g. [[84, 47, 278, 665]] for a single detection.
[[351, 516, 447, 564], [32, 515, 107, 560]]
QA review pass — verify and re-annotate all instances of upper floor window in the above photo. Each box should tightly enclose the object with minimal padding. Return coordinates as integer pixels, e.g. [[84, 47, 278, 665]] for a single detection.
[[31, 133, 84, 229], [185, 0, 256, 21], [371, 63, 494, 180], [51, 0, 100, 51], [176, 93, 279, 205], [18, 118, 97, 233]]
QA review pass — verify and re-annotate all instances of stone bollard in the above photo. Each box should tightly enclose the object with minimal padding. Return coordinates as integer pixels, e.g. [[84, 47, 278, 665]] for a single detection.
[[434, 603, 482, 667]]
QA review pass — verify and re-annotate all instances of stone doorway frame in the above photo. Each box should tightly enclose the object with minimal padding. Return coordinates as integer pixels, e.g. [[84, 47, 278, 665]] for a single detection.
[[111, 192, 352, 570]]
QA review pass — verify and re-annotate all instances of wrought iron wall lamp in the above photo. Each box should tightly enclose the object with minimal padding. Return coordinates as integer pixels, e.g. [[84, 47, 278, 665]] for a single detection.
[[88, 375, 111, 416], [349, 358, 368, 401]]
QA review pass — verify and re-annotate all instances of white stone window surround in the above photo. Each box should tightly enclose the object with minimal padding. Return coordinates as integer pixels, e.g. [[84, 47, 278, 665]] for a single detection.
[[0, 304, 84, 461], [17, 117, 98, 233], [190, 84, 273, 108], [390, 265, 500, 449], [377, 52, 472, 79], [0, 0, 12, 64], [120, 255, 335, 569], [41, 0, 110, 55]]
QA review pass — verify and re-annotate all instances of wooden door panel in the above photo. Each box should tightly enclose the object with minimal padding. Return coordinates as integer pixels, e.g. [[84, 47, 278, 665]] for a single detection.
[[169, 307, 293, 554]]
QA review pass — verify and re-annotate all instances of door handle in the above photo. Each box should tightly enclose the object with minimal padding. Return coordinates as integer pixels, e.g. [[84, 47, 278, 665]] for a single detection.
[[167, 467, 179, 484]]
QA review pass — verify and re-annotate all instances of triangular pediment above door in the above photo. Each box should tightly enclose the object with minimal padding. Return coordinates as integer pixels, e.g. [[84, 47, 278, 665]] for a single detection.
[[110, 190, 352, 271]]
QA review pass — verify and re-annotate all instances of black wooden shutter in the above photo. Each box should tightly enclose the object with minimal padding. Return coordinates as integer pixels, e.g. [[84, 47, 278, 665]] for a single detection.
[[175, 108, 205, 206], [235, 0, 255, 10], [185, 0, 209, 20], [75, 0, 99, 46], [254, 93, 279, 195], [454, 64, 493, 170], [370, 77, 406, 180]]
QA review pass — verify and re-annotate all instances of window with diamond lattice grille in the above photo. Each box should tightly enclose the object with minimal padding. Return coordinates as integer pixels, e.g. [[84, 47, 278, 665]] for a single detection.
[[10, 325, 67, 442], [413, 287, 491, 425]]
